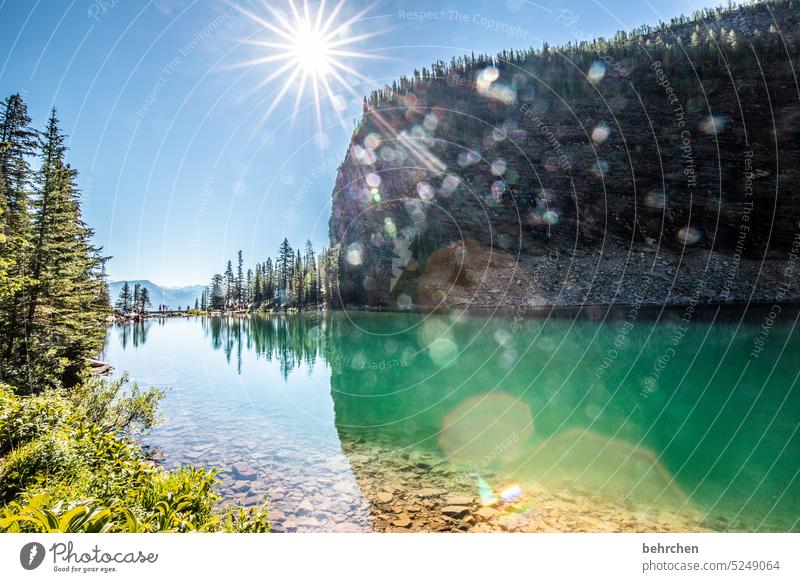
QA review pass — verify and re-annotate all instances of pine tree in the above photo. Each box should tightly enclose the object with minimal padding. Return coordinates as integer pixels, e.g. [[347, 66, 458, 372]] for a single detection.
[[0, 94, 36, 245], [210, 273, 225, 309], [115, 281, 133, 312], [0, 94, 37, 380], [1, 104, 109, 388], [264, 257, 274, 301], [293, 249, 303, 306], [224, 260, 234, 307], [0, 143, 22, 302], [304, 240, 317, 306], [276, 238, 293, 304], [245, 268, 253, 303], [139, 286, 151, 313], [253, 263, 264, 302], [236, 250, 244, 303]]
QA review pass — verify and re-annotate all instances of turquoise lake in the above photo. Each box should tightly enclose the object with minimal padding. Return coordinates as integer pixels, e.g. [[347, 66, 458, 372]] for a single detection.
[[102, 306, 800, 532]]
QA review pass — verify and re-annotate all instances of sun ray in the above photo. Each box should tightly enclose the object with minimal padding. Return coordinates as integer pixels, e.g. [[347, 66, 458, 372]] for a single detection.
[[237, 4, 296, 44], [326, 29, 387, 50], [327, 48, 388, 61], [319, 0, 346, 39], [224, 52, 297, 70], [238, 58, 299, 100], [321, 2, 378, 43], [313, 0, 327, 34], [257, 65, 303, 127], [232, 0, 383, 141]]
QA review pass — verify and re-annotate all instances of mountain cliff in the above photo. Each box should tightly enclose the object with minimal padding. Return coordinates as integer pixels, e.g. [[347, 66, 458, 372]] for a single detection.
[[329, 0, 800, 309]]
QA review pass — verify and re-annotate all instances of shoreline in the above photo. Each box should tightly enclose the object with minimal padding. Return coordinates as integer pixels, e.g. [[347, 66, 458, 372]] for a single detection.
[[110, 299, 800, 323]]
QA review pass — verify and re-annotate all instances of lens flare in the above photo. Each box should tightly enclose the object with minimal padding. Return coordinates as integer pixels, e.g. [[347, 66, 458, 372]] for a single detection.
[[476, 476, 499, 507], [231, 0, 385, 137], [499, 482, 522, 502]]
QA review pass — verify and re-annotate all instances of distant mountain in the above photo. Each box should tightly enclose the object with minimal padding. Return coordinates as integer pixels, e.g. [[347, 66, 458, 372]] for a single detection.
[[109, 280, 205, 311]]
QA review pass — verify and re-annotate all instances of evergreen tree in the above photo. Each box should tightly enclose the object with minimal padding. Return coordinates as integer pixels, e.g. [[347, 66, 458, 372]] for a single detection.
[[2, 105, 108, 387], [210, 273, 225, 309], [224, 260, 234, 307], [264, 257, 274, 301], [115, 281, 133, 312], [236, 250, 244, 303], [253, 265, 264, 302], [139, 286, 151, 313], [304, 240, 318, 305], [0, 94, 37, 381], [293, 249, 304, 306], [245, 268, 253, 303], [276, 238, 293, 304]]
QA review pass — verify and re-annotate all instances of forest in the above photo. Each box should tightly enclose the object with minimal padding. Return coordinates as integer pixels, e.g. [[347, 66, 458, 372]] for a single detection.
[[0, 94, 268, 532], [196, 240, 339, 311]]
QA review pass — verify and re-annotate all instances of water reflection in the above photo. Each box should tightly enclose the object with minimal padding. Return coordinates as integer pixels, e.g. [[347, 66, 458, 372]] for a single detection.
[[104, 307, 800, 532], [201, 314, 326, 379], [116, 319, 149, 348]]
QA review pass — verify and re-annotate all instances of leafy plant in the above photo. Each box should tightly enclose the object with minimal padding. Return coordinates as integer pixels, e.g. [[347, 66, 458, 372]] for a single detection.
[[0, 383, 269, 533], [68, 373, 166, 436], [0, 384, 74, 453], [0, 432, 82, 503]]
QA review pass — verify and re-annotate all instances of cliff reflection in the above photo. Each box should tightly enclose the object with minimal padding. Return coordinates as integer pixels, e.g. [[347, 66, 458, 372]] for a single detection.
[[129, 308, 799, 530]]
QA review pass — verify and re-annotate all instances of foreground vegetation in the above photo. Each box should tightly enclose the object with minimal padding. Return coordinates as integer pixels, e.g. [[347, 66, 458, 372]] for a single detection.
[[0, 376, 269, 532], [0, 94, 268, 533]]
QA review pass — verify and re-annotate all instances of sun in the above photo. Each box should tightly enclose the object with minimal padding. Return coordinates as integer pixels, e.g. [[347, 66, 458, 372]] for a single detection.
[[291, 25, 333, 75], [232, 0, 383, 135]]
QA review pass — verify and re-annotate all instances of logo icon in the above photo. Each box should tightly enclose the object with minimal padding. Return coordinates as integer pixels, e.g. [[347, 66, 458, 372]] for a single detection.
[[20, 542, 46, 570]]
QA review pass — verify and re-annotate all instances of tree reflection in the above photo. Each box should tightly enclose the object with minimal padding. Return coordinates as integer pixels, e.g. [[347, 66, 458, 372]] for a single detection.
[[202, 313, 329, 380], [115, 320, 149, 349]]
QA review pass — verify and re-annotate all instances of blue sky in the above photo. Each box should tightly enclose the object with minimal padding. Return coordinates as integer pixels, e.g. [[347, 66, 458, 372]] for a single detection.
[[0, 0, 721, 286]]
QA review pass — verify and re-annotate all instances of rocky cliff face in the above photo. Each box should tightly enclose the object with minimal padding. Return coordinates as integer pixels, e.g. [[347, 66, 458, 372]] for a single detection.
[[329, 0, 800, 309]]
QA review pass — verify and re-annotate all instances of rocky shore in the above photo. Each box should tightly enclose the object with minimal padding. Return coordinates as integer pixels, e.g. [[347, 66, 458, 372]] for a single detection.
[[408, 241, 799, 311], [169, 431, 763, 533]]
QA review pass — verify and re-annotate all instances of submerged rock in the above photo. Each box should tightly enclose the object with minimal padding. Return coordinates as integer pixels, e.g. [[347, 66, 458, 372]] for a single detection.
[[231, 462, 258, 481]]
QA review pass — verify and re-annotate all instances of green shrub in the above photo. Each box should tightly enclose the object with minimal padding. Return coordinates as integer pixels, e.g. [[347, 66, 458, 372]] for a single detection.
[[0, 386, 74, 453], [0, 379, 269, 533], [0, 432, 82, 502], [68, 373, 166, 435]]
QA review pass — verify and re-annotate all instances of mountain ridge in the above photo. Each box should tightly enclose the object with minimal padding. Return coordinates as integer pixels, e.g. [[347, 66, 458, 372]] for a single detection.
[[109, 279, 205, 311]]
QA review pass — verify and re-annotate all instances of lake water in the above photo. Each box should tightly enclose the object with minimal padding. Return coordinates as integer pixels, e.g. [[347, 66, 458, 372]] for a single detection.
[[102, 306, 800, 532]]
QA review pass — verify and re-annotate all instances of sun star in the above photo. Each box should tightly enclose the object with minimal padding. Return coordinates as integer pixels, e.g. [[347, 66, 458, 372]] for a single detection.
[[233, 0, 383, 135]]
